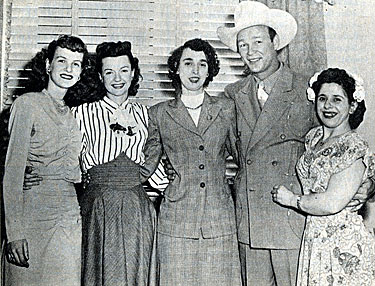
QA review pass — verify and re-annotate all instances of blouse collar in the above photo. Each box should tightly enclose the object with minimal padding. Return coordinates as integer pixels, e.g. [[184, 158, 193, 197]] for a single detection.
[[102, 96, 130, 112]]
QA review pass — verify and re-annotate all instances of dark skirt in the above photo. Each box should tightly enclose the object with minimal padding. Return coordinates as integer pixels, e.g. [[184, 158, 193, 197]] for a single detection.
[[80, 152, 157, 286]]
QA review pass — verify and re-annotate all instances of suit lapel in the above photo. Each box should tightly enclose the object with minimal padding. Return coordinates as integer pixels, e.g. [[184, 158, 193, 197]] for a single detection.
[[236, 78, 260, 134], [166, 97, 201, 136], [197, 92, 221, 136], [247, 68, 295, 152]]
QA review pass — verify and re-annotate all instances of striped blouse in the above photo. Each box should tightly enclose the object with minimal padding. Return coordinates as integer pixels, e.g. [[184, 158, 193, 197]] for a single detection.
[[72, 96, 168, 189]]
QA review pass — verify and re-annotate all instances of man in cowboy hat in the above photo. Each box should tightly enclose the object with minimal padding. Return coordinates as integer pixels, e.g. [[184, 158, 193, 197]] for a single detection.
[[217, 2, 316, 285], [218, 2, 374, 286]]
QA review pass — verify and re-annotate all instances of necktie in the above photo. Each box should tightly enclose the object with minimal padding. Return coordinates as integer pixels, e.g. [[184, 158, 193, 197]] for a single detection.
[[257, 81, 268, 109]]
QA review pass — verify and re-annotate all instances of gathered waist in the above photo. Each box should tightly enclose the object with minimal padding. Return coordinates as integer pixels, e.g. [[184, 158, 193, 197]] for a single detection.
[[30, 164, 81, 183], [87, 152, 141, 188]]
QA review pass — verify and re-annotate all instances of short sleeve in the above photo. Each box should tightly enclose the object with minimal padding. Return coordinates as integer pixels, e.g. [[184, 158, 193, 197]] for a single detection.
[[330, 132, 369, 175]]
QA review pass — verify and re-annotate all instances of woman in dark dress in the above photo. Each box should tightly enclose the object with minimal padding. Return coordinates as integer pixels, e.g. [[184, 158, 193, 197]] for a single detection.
[[73, 41, 165, 286]]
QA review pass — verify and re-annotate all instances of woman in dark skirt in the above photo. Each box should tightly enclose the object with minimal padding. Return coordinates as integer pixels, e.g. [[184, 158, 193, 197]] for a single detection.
[[73, 41, 166, 286]]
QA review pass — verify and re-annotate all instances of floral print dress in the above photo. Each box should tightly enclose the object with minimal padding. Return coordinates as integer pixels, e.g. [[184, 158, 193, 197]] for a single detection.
[[296, 126, 375, 286]]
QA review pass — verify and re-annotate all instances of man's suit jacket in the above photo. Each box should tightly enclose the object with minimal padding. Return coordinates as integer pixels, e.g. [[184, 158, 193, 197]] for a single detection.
[[142, 92, 240, 239], [225, 66, 317, 249]]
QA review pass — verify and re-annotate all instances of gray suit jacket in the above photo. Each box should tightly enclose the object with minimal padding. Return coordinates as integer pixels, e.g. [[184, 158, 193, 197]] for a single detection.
[[225, 66, 317, 249], [142, 92, 240, 239]]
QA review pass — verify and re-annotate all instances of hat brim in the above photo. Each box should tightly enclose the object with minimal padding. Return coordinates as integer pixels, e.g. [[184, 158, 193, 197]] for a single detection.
[[217, 9, 297, 52]]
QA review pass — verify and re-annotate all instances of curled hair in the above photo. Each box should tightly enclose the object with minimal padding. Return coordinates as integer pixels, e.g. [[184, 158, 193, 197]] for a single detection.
[[167, 38, 220, 93], [20, 35, 88, 97], [64, 53, 104, 107], [312, 68, 366, 129], [95, 41, 141, 96]]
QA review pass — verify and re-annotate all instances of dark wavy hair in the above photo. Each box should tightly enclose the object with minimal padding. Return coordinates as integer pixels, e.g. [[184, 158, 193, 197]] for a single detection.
[[167, 38, 220, 93], [311, 68, 366, 129], [20, 35, 88, 97], [64, 52, 103, 107], [95, 41, 141, 97]]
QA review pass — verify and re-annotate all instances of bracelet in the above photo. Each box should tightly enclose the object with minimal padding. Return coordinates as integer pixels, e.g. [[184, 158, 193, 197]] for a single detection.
[[296, 195, 302, 210]]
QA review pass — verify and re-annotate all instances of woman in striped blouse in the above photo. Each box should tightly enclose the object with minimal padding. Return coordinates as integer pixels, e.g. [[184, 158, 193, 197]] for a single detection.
[[23, 40, 166, 285], [72, 41, 167, 286]]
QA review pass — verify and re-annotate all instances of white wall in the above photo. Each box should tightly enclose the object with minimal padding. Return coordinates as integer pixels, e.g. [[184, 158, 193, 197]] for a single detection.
[[324, 0, 375, 150]]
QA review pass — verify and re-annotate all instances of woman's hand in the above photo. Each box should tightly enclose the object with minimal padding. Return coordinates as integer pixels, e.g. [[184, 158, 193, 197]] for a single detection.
[[6, 239, 29, 267], [272, 185, 296, 208], [81, 172, 91, 189], [314, 0, 335, 5], [23, 166, 42, 190], [348, 177, 375, 211]]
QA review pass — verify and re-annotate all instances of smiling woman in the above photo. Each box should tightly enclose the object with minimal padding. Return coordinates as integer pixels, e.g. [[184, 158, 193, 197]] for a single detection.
[[72, 41, 168, 286], [2, 35, 88, 286], [141, 39, 241, 286], [272, 68, 375, 285]]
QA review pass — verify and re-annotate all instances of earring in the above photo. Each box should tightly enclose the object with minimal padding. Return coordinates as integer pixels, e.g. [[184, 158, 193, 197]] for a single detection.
[[47, 68, 51, 74]]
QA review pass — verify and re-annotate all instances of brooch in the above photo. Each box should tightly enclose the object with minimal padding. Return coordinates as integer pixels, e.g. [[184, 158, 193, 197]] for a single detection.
[[110, 123, 136, 136]]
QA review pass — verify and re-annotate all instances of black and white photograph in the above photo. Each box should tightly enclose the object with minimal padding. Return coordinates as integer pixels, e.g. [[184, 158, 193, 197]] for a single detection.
[[0, 0, 375, 285]]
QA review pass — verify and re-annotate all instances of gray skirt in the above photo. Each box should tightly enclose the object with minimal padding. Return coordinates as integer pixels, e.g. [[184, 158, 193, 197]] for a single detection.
[[158, 232, 242, 286], [81, 153, 157, 286]]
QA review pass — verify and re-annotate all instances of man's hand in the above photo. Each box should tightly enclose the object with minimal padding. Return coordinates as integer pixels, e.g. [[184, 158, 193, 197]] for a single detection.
[[162, 157, 176, 181], [23, 166, 42, 190], [6, 239, 29, 267], [348, 177, 375, 211]]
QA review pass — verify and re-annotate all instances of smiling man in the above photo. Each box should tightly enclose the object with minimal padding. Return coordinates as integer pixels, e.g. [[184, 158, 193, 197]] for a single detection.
[[217, 2, 375, 286], [217, 2, 316, 286]]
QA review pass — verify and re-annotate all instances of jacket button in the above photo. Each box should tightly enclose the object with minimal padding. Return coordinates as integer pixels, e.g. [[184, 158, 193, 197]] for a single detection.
[[280, 134, 286, 140], [271, 160, 278, 166], [199, 145, 204, 151], [247, 159, 252, 165], [200, 182, 205, 188], [199, 164, 204, 170]]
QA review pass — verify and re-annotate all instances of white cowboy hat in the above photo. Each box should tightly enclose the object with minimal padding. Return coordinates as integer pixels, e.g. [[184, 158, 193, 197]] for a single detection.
[[217, 1, 297, 52]]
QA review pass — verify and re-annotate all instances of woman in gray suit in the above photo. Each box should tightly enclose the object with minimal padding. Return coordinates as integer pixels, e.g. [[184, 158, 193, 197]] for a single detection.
[[142, 38, 241, 286]]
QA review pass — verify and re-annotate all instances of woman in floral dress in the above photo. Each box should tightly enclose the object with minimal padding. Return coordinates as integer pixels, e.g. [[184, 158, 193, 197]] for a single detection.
[[272, 68, 375, 285]]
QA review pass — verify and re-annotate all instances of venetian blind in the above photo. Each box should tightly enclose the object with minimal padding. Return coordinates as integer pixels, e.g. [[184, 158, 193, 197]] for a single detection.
[[4, 0, 244, 107]]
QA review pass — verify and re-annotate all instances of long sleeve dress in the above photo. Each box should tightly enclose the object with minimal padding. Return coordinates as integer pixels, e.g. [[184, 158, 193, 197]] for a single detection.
[[296, 126, 375, 286], [3, 90, 82, 286], [72, 96, 168, 286]]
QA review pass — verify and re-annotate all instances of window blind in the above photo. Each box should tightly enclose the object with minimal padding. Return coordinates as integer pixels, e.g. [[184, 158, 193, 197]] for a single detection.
[[3, 0, 244, 107]]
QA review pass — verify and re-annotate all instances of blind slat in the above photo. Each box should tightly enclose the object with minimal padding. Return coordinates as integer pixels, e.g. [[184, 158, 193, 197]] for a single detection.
[[5, 0, 243, 106]]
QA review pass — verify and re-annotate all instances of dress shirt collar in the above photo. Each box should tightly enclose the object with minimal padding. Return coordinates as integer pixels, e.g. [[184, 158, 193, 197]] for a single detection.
[[254, 62, 283, 94]]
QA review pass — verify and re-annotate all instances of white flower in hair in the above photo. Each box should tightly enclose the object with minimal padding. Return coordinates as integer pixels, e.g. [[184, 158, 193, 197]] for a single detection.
[[306, 88, 316, 102], [306, 71, 322, 102], [346, 71, 366, 102]]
